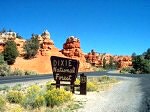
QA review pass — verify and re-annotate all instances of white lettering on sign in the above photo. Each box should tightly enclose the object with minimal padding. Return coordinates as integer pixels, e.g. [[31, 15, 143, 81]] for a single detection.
[[53, 67, 75, 73], [53, 59, 72, 67], [56, 74, 72, 81]]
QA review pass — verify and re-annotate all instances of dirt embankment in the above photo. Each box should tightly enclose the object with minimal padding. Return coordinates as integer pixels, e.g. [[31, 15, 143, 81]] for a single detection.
[[11, 56, 52, 74]]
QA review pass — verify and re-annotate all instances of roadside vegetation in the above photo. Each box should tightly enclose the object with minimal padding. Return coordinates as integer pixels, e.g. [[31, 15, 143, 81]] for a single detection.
[[120, 48, 150, 74], [0, 61, 37, 77], [0, 53, 37, 77], [0, 75, 118, 111]]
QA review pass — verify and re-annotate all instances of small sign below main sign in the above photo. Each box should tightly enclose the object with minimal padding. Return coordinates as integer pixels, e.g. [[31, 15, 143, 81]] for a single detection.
[[51, 56, 79, 82]]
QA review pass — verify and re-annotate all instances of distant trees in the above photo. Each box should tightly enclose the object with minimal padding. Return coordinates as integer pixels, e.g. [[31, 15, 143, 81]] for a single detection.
[[143, 48, 150, 60], [24, 36, 39, 59], [103, 58, 106, 69], [16, 33, 23, 39], [102, 57, 118, 69], [3, 41, 19, 65], [0, 28, 12, 33], [0, 28, 6, 33], [132, 48, 150, 74]]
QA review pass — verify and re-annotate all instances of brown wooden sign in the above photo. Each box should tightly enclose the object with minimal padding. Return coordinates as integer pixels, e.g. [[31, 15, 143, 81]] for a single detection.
[[51, 56, 79, 82]]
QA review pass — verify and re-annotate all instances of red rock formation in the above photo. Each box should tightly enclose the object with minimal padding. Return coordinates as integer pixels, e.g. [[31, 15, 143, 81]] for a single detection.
[[0, 31, 25, 55], [85, 50, 132, 69], [61, 36, 91, 71], [61, 36, 83, 58], [14, 38, 26, 56], [38, 30, 55, 56], [115, 56, 132, 69]]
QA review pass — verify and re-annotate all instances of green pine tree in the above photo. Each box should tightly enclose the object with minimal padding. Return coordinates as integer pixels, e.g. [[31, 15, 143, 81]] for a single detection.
[[24, 37, 39, 59], [4, 40, 19, 65]]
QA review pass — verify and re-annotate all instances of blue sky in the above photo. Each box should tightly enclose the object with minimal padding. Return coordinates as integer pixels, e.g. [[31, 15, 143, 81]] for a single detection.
[[0, 0, 150, 55]]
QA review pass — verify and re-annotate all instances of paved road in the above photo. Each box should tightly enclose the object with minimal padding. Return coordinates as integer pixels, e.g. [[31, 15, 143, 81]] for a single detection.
[[0, 71, 107, 84]]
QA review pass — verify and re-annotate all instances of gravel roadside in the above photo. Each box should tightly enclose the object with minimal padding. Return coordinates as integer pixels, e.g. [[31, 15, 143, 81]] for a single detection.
[[76, 77, 144, 112]]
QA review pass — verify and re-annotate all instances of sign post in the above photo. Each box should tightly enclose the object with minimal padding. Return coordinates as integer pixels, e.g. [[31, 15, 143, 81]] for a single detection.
[[80, 73, 87, 95]]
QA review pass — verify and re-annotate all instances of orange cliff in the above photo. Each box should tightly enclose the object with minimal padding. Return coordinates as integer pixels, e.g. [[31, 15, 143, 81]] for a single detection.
[[85, 50, 132, 69]]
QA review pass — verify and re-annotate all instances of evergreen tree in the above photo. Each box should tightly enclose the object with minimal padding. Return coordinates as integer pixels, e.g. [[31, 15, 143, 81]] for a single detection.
[[144, 48, 150, 60], [1, 28, 6, 33], [0, 53, 5, 65], [109, 56, 114, 69], [103, 58, 106, 69], [132, 52, 136, 58], [24, 37, 39, 59], [132, 52, 150, 74], [16, 33, 23, 39], [3, 41, 19, 65]]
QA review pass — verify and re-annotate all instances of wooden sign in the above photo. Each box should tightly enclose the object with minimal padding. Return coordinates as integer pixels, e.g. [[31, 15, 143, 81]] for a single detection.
[[51, 56, 79, 82]]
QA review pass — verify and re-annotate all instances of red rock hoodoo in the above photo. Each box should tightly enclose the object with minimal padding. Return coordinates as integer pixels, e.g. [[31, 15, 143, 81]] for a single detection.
[[61, 36, 91, 71]]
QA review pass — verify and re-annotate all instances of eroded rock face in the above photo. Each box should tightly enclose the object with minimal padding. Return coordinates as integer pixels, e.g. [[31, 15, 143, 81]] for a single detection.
[[61, 36, 91, 71], [0, 32, 25, 55], [37, 30, 55, 56], [115, 56, 132, 69], [85, 50, 132, 69], [14, 38, 26, 56], [61, 36, 83, 58]]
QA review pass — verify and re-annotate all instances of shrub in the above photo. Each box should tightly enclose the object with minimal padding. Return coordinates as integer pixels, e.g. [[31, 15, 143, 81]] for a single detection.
[[129, 68, 136, 74], [0, 63, 11, 76], [27, 85, 41, 95], [22, 84, 45, 109], [46, 81, 55, 91], [22, 94, 45, 109], [75, 78, 80, 85], [11, 68, 25, 76], [0, 96, 6, 111], [97, 75, 110, 82], [8, 105, 23, 112], [24, 37, 39, 59], [34, 95, 45, 108], [12, 84, 22, 91], [0, 85, 10, 91], [74, 78, 80, 91], [45, 88, 72, 107], [6, 90, 24, 103], [11, 69, 37, 76], [24, 70, 37, 75], [87, 81, 98, 91], [0, 53, 5, 65], [120, 67, 134, 74], [3, 40, 19, 65]]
